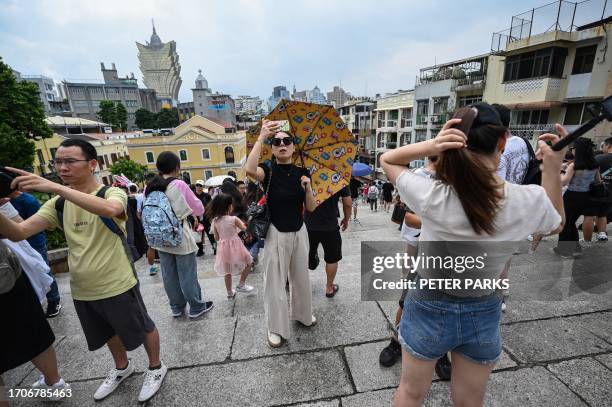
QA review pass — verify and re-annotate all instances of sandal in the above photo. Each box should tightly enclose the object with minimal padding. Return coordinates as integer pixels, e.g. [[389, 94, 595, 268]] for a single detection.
[[325, 284, 339, 298]]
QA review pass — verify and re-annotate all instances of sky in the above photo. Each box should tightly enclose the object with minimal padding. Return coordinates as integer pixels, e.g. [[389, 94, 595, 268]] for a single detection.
[[0, 0, 607, 103]]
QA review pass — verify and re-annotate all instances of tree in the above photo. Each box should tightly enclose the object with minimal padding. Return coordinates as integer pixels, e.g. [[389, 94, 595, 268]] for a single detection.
[[135, 108, 156, 129], [0, 57, 52, 169], [109, 158, 147, 183], [155, 108, 179, 128], [115, 102, 128, 131], [97, 100, 117, 127]]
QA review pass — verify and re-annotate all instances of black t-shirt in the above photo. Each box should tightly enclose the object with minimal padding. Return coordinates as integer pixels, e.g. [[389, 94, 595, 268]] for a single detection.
[[382, 182, 394, 198], [304, 186, 350, 231], [349, 178, 362, 199], [260, 162, 309, 232]]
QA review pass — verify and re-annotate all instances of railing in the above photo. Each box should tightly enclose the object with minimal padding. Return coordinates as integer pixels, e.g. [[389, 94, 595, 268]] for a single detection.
[[451, 74, 486, 91], [400, 119, 413, 128]]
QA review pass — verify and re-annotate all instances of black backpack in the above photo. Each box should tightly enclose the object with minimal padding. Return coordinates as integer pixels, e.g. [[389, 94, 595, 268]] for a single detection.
[[521, 137, 542, 185]]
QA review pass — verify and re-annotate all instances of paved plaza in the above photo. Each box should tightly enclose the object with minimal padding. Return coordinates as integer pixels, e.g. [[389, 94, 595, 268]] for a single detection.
[[3, 208, 612, 406]]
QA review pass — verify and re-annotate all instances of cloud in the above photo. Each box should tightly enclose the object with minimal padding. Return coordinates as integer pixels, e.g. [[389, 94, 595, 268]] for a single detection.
[[0, 0, 541, 101]]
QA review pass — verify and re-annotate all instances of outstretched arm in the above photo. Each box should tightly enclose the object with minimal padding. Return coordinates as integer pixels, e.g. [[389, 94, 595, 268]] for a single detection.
[[7, 167, 124, 218]]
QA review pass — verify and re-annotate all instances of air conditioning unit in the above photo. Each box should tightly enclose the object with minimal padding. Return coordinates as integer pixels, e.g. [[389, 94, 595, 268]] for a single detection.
[[419, 116, 428, 124], [368, 150, 376, 155], [430, 116, 439, 123]]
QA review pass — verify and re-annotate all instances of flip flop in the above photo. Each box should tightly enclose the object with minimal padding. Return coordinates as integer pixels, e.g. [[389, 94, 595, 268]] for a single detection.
[[325, 284, 339, 298]]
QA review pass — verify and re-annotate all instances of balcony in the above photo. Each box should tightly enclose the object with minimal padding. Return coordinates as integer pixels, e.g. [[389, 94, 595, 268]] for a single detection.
[[498, 77, 564, 106], [400, 119, 413, 129], [451, 73, 486, 92]]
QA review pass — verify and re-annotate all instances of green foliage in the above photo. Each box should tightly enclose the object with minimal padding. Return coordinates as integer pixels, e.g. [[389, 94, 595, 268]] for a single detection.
[[46, 228, 67, 250], [0, 123, 36, 169], [155, 108, 179, 128], [115, 102, 128, 131], [109, 158, 147, 183], [135, 108, 156, 129], [0, 57, 52, 168], [97, 100, 117, 127]]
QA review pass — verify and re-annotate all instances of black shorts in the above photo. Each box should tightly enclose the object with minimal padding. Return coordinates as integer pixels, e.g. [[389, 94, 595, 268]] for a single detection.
[[74, 283, 155, 352], [308, 228, 342, 264], [1, 273, 55, 373], [583, 200, 612, 217]]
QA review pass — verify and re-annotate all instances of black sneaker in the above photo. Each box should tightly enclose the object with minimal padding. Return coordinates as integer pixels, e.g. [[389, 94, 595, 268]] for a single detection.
[[308, 253, 320, 270], [379, 338, 402, 367], [435, 353, 452, 381], [45, 302, 62, 318], [196, 249, 204, 257]]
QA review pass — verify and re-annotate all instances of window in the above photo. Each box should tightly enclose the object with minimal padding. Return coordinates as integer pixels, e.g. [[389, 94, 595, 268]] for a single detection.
[[224, 146, 235, 164], [50, 148, 58, 159], [145, 151, 155, 163], [415, 130, 427, 142], [416, 100, 429, 116], [111, 153, 118, 163], [563, 103, 594, 125], [433, 97, 449, 114], [97, 155, 104, 169], [510, 110, 550, 125], [179, 150, 188, 161], [504, 47, 567, 81], [205, 170, 213, 179], [572, 45, 597, 75], [458, 95, 482, 107], [201, 149, 210, 160]]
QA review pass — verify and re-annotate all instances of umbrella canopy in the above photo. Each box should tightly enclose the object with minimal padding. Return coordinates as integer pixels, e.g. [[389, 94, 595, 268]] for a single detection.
[[247, 99, 358, 206], [352, 162, 373, 177], [204, 175, 234, 187]]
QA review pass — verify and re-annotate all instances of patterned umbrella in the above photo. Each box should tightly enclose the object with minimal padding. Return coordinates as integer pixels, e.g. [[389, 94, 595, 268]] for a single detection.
[[247, 99, 358, 207]]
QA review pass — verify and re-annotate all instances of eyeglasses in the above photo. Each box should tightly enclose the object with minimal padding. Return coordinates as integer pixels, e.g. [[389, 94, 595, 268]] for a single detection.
[[50, 159, 90, 167], [271, 137, 294, 147]]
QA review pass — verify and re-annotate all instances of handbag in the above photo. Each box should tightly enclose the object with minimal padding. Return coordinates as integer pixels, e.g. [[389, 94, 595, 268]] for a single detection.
[[246, 167, 273, 240], [391, 202, 407, 225]]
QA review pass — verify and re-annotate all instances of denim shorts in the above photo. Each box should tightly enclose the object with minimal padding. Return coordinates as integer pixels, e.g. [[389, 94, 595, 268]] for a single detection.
[[398, 294, 503, 365]]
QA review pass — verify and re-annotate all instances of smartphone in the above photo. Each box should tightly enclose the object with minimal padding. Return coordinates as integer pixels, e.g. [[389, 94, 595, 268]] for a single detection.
[[0, 166, 17, 198], [278, 120, 290, 133]]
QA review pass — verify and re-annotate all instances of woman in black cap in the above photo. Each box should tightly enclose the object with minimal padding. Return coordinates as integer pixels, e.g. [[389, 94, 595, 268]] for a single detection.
[[381, 103, 566, 407]]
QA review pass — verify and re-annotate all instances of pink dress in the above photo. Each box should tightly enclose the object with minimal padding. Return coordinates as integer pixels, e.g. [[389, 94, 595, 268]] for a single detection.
[[212, 216, 253, 276]]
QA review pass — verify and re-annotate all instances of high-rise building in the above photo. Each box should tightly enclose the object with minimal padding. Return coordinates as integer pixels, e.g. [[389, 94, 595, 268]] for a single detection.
[[136, 21, 182, 108], [268, 85, 290, 110], [307, 86, 327, 104], [192, 70, 236, 127], [327, 85, 349, 108], [235, 95, 264, 115]]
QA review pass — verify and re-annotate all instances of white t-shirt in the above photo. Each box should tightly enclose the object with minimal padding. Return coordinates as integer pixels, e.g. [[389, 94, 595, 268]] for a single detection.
[[396, 169, 561, 242], [497, 135, 530, 184], [0, 202, 19, 220], [396, 169, 562, 296]]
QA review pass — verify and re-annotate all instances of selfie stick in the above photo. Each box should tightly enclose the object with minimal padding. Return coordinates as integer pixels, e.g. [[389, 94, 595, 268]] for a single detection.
[[551, 95, 612, 151]]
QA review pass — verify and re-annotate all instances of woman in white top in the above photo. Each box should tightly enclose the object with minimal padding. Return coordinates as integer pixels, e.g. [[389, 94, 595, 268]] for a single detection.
[[381, 103, 566, 407]]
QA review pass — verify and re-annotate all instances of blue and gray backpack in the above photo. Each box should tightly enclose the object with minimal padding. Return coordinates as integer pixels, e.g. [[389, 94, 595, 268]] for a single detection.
[[141, 189, 183, 247]]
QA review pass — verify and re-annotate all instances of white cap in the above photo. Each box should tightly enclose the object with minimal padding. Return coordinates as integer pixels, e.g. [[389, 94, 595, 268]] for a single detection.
[[195, 179, 205, 186]]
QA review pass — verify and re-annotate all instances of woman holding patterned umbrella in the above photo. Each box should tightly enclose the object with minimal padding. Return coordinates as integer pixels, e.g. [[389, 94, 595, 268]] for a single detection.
[[245, 119, 317, 348]]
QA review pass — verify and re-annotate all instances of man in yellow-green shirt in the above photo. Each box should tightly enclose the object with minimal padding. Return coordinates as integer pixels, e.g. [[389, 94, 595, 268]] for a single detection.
[[0, 139, 166, 403]]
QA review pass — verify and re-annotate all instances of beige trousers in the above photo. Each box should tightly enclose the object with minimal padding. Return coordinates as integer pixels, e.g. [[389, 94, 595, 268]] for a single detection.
[[263, 224, 313, 339]]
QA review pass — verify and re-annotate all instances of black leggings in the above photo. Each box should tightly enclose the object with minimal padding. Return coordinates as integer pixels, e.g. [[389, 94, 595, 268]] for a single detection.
[[369, 198, 377, 211], [556, 190, 592, 254]]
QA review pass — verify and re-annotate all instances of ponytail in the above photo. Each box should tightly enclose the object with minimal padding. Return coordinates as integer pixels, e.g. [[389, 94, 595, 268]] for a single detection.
[[436, 124, 506, 235]]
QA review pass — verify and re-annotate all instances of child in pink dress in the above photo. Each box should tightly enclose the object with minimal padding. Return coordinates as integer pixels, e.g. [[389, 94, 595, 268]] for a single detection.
[[207, 193, 254, 298]]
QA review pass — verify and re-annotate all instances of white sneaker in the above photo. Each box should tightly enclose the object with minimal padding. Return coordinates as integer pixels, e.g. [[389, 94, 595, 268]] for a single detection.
[[31, 376, 71, 401], [267, 330, 282, 348], [235, 284, 254, 293], [501, 301, 507, 312], [227, 290, 236, 299], [94, 360, 135, 401], [597, 232, 608, 242], [500, 289, 510, 298], [138, 363, 168, 402]]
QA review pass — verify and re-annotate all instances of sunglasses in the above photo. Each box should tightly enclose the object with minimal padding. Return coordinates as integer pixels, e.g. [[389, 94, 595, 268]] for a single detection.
[[271, 137, 294, 147]]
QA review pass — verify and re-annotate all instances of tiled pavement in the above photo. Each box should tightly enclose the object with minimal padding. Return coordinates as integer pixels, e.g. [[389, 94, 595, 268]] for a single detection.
[[3, 207, 611, 406]]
